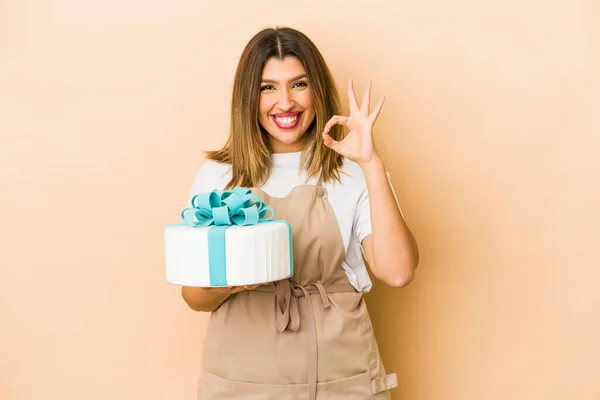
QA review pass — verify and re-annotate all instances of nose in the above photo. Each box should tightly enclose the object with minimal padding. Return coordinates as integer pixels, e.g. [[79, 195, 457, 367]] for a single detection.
[[277, 88, 295, 111]]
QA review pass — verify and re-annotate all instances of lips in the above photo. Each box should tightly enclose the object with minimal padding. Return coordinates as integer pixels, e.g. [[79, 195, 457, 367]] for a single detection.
[[271, 112, 302, 130]]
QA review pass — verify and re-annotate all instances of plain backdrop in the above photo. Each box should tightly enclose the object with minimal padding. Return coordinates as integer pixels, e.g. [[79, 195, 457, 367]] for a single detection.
[[1, 1, 599, 399]]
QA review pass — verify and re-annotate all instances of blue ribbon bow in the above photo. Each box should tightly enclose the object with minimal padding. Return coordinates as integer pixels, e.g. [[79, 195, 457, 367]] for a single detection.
[[181, 186, 274, 228], [180, 187, 275, 286]]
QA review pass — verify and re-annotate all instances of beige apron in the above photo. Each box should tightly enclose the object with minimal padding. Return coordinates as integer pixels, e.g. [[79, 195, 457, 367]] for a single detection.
[[198, 184, 398, 399]]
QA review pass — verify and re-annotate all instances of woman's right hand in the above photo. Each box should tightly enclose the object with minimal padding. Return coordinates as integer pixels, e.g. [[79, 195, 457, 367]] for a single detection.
[[181, 284, 263, 312], [208, 284, 263, 295]]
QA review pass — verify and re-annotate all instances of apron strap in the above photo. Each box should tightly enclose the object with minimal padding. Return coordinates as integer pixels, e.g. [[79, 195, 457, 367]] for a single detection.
[[371, 373, 398, 394], [253, 279, 357, 400]]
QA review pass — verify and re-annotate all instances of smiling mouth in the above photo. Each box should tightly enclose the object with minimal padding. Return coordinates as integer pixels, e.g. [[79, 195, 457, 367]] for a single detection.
[[272, 112, 302, 129]]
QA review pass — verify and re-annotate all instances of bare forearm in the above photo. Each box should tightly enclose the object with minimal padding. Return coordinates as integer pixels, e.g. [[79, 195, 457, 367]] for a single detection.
[[360, 155, 419, 286], [181, 286, 230, 312]]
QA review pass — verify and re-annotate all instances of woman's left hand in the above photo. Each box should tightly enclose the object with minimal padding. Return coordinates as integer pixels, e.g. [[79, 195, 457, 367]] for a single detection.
[[322, 78, 385, 165]]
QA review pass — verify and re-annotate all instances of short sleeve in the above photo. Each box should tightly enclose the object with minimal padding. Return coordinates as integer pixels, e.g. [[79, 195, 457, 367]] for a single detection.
[[186, 160, 226, 207], [353, 172, 404, 244]]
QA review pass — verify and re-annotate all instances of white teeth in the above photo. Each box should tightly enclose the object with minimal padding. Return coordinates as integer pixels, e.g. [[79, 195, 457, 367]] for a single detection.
[[275, 115, 298, 125]]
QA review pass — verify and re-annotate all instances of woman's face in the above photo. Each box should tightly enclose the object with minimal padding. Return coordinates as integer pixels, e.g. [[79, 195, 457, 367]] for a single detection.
[[258, 56, 315, 153]]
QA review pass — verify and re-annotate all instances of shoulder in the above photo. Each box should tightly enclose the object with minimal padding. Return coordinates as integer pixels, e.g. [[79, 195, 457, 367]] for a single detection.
[[196, 159, 231, 179], [339, 158, 367, 187], [321, 158, 367, 207], [189, 158, 232, 194]]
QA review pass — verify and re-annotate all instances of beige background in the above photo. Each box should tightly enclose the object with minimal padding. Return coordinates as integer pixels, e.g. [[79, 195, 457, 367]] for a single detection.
[[1, 0, 599, 399]]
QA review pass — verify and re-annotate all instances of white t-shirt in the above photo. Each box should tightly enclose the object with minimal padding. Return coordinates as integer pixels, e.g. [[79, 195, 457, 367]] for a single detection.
[[188, 152, 401, 292]]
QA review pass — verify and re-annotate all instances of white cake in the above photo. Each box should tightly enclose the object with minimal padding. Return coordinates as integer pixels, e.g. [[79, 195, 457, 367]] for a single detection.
[[164, 221, 293, 287]]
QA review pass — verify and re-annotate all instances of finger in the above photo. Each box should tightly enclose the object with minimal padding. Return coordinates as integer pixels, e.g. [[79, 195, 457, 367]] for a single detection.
[[229, 286, 245, 294], [322, 131, 342, 152], [209, 286, 233, 294], [360, 80, 372, 113], [368, 96, 385, 123], [237, 284, 261, 292], [323, 115, 348, 134], [248, 284, 262, 290], [347, 78, 359, 113]]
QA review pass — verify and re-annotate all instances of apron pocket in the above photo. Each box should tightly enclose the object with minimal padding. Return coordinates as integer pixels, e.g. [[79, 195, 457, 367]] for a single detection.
[[319, 371, 373, 399], [201, 371, 309, 400], [201, 371, 376, 399]]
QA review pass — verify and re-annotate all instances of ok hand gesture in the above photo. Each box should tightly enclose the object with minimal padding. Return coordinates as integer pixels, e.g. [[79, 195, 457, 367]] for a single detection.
[[322, 78, 385, 165]]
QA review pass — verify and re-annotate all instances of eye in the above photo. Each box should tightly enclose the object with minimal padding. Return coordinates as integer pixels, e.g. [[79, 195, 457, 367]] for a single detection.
[[260, 85, 275, 91], [293, 81, 308, 88]]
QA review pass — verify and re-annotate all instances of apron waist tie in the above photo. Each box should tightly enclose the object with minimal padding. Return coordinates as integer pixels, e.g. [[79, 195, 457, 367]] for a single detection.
[[253, 279, 357, 400]]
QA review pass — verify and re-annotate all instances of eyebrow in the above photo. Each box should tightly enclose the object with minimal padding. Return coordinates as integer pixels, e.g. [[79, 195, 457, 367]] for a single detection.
[[261, 73, 308, 84]]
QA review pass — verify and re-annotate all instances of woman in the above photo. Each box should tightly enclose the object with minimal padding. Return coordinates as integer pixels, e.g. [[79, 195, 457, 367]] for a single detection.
[[182, 26, 419, 399]]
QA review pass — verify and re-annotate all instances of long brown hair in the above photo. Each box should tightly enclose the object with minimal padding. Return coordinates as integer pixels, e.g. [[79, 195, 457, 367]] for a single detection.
[[206, 26, 345, 188]]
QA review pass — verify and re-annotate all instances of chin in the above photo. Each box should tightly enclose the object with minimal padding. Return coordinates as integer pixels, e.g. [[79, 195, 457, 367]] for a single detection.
[[269, 132, 307, 151], [271, 128, 302, 141]]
